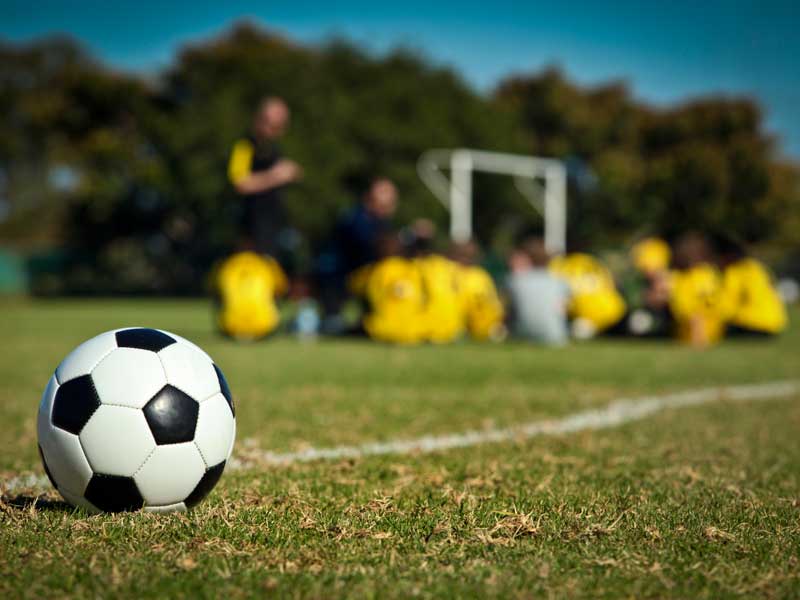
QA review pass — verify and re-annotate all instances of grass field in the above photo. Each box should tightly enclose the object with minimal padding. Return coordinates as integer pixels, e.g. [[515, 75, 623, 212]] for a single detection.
[[1, 298, 799, 598]]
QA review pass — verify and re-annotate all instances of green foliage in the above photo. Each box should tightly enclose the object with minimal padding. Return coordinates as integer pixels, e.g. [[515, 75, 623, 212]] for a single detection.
[[494, 70, 800, 246], [0, 26, 798, 293]]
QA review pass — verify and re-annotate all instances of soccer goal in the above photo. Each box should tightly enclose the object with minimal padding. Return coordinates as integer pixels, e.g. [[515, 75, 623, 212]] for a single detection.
[[417, 148, 567, 254]]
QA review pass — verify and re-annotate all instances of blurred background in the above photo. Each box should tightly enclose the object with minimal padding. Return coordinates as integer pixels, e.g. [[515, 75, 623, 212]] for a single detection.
[[1, 0, 798, 297]]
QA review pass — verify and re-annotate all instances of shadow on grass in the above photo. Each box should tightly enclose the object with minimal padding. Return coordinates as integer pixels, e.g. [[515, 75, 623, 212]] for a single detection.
[[2, 494, 77, 513]]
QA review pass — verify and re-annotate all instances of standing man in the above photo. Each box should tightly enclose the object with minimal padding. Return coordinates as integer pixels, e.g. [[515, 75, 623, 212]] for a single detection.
[[227, 96, 302, 258]]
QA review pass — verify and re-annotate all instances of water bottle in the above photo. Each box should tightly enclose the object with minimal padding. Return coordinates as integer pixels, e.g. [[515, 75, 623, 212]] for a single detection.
[[295, 300, 320, 341]]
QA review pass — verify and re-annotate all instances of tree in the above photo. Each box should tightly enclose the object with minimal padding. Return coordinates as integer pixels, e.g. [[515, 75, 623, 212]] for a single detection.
[[494, 69, 800, 248], [1, 27, 798, 294]]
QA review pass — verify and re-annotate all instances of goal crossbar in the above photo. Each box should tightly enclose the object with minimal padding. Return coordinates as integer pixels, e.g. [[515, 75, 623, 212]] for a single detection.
[[417, 148, 567, 253]]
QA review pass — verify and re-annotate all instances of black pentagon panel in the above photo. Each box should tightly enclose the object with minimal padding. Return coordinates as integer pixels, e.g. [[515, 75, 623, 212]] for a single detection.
[[213, 364, 235, 417], [185, 461, 226, 508], [85, 474, 144, 513], [51, 374, 101, 435], [115, 328, 176, 352], [38, 445, 58, 490], [143, 385, 199, 445]]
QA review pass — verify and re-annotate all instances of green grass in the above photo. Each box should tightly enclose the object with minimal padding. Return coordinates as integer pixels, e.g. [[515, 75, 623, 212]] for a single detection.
[[1, 298, 799, 598]]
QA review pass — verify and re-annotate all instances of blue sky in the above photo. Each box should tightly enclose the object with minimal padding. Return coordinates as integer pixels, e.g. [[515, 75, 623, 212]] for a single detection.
[[3, 0, 799, 157]]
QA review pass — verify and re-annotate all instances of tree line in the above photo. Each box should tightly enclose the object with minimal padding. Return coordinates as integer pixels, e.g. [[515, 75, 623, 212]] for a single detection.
[[1, 23, 797, 294]]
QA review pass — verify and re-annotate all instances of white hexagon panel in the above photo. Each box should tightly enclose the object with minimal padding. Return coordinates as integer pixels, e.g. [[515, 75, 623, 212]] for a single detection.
[[79, 405, 156, 476], [55, 330, 119, 384], [36, 374, 59, 443], [134, 442, 206, 507], [91, 348, 166, 409], [194, 393, 236, 467], [159, 342, 220, 402], [39, 426, 94, 496]]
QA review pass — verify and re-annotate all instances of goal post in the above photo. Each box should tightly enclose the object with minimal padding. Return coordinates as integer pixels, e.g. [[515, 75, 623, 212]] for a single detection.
[[417, 148, 567, 254]]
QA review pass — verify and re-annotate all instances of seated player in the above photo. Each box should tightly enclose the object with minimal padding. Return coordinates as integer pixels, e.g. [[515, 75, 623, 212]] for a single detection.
[[348, 235, 427, 345], [506, 237, 570, 345], [716, 236, 787, 337], [215, 251, 288, 341], [549, 251, 627, 338], [625, 237, 673, 337], [450, 240, 506, 342], [668, 233, 726, 347], [410, 227, 465, 344], [317, 177, 399, 331]]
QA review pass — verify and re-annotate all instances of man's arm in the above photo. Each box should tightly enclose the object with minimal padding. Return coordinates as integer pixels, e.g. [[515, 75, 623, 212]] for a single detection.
[[227, 139, 302, 195]]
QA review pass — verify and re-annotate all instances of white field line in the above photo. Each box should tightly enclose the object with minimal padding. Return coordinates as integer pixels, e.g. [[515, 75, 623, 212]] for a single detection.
[[231, 380, 799, 467], [2, 380, 798, 496]]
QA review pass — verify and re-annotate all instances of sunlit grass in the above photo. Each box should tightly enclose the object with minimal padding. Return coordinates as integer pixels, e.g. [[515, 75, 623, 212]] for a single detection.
[[1, 299, 798, 598]]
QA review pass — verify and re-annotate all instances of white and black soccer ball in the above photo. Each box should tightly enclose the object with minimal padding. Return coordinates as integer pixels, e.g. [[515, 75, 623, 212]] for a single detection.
[[37, 328, 236, 513]]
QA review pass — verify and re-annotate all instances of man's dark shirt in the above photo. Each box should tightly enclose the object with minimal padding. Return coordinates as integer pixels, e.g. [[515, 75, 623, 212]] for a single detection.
[[334, 204, 391, 275], [227, 134, 287, 255]]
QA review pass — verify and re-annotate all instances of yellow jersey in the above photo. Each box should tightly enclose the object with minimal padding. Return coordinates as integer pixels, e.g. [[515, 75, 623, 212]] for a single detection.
[[720, 258, 787, 334], [669, 263, 726, 345], [415, 254, 465, 344], [215, 252, 288, 340], [549, 253, 626, 332], [349, 257, 427, 345], [457, 265, 506, 341]]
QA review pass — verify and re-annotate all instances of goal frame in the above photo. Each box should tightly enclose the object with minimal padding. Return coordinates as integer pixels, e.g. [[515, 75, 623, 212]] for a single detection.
[[417, 148, 567, 254]]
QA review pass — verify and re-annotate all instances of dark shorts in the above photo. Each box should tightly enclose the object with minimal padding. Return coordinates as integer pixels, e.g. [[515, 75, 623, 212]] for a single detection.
[[242, 198, 286, 257]]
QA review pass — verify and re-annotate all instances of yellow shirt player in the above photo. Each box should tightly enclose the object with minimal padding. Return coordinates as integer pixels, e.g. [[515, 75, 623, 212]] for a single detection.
[[549, 253, 626, 336], [669, 263, 727, 346], [631, 237, 671, 275], [215, 251, 288, 340], [415, 254, 466, 344], [720, 257, 787, 336], [457, 265, 506, 341], [349, 256, 427, 345]]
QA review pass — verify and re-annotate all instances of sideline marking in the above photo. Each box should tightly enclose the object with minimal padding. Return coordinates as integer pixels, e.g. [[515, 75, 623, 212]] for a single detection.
[[3, 380, 798, 496], [232, 380, 799, 467]]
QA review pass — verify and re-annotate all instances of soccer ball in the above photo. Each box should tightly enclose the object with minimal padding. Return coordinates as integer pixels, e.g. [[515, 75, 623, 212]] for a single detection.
[[37, 328, 236, 513]]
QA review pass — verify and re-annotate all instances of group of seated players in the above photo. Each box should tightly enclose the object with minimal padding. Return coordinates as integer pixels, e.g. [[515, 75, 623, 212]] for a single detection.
[[212, 224, 788, 348], [627, 233, 788, 346]]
